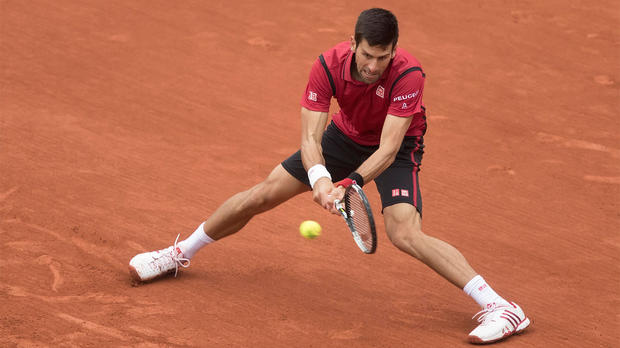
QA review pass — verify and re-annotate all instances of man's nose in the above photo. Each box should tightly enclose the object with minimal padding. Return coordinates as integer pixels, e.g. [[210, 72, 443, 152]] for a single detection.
[[367, 59, 378, 72]]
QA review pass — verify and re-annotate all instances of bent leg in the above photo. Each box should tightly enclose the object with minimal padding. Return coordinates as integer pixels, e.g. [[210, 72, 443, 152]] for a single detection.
[[384, 203, 476, 288], [202, 164, 309, 240]]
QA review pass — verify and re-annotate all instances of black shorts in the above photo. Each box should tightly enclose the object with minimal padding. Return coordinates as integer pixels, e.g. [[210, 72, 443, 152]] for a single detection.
[[281, 121, 424, 215]]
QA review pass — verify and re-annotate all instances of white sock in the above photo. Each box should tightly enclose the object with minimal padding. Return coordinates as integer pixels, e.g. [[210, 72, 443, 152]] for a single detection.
[[177, 222, 215, 259], [463, 275, 509, 309]]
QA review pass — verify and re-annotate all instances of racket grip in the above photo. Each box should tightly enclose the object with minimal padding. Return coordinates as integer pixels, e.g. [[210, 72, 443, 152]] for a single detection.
[[334, 199, 347, 219], [333, 199, 343, 210]]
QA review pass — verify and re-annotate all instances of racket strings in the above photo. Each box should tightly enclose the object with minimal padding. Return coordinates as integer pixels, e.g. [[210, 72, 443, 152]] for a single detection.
[[346, 192, 373, 249]]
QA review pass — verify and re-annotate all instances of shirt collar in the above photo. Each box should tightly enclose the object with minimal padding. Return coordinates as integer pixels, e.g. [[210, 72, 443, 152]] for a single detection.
[[343, 50, 356, 83]]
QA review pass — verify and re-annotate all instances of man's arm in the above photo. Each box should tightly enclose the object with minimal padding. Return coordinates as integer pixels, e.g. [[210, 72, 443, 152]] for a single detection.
[[352, 114, 413, 183], [299, 106, 334, 210], [300, 106, 329, 171]]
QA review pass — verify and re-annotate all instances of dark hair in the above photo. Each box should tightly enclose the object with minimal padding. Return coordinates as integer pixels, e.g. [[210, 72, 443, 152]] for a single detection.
[[354, 8, 399, 49]]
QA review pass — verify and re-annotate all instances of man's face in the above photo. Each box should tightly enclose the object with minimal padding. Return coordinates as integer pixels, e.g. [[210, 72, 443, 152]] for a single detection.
[[351, 37, 395, 84]]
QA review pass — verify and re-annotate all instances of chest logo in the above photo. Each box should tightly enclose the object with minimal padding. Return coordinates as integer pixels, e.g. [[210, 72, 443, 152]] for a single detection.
[[376, 85, 385, 98]]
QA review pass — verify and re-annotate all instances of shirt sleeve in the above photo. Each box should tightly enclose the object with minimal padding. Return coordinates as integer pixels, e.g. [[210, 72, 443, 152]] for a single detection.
[[300, 58, 333, 112], [388, 70, 425, 117]]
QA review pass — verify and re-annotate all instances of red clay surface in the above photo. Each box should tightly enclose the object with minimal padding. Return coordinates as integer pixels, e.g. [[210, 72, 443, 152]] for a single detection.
[[1, 1, 619, 347]]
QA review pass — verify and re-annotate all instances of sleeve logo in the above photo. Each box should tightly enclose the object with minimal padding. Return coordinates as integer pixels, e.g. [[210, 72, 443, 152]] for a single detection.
[[308, 91, 317, 102], [393, 90, 419, 102]]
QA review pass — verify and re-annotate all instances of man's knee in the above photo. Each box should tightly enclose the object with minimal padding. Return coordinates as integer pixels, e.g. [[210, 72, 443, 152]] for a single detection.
[[384, 204, 425, 257], [386, 221, 424, 253], [237, 165, 307, 214], [241, 184, 268, 211], [236, 181, 277, 215]]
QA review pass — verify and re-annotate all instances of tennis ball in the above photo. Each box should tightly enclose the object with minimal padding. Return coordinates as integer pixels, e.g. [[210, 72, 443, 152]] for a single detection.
[[299, 220, 321, 239]]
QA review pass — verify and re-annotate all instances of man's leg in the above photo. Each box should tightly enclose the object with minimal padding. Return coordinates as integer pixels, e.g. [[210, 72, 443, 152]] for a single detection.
[[383, 203, 530, 344], [200, 164, 309, 241], [383, 203, 476, 288], [129, 164, 308, 281]]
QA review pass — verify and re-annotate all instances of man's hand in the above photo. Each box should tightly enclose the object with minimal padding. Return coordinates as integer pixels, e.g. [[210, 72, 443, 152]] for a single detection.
[[328, 184, 346, 214], [312, 178, 345, 214], [312, 178, 334, 211]]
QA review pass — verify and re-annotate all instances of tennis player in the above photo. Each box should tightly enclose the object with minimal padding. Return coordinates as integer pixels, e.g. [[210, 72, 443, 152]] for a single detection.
[[129, 8, 530, 344]]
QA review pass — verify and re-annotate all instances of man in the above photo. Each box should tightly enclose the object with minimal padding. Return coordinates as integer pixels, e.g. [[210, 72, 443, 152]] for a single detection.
[[129, 8, 530, 344]]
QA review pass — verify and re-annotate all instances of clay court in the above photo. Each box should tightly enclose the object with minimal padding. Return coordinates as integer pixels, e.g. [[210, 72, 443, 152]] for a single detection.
[[1, 1, 618, 347]]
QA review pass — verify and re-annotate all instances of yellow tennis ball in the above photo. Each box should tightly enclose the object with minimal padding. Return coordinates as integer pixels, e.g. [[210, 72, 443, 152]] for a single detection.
[[299, 220, 321, 239]]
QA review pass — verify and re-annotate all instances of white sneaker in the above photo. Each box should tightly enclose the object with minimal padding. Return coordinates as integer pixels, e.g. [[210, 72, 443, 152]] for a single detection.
[[129, 234, 190, 282], [468, 302, 530, 344]]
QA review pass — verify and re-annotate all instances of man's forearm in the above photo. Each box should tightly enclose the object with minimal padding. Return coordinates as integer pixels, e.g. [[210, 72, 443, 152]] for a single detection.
[[301, 140, 324, 171], [300, 108, 328, 170], [354, 147, 397, 184], [348, 114, 412, 186], [300, 107, 330, 187]]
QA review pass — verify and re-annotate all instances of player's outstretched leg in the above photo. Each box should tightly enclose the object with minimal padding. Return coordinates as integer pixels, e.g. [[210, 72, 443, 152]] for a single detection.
[[383, 203, 530, 344], [129, 164, 308, 282]]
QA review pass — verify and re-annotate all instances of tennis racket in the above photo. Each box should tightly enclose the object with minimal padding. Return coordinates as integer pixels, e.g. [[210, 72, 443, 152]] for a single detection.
[[334, 183, 377, 254]]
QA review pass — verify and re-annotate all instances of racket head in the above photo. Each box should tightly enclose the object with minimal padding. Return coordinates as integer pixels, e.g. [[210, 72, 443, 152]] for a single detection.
[[342, 184, 377, 254]]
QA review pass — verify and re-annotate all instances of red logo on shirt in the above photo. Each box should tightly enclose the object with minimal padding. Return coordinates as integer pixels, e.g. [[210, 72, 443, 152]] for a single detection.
[[392, 189, 400, 197], [308, 91, 317, 102], [376, 86, 385, 98]]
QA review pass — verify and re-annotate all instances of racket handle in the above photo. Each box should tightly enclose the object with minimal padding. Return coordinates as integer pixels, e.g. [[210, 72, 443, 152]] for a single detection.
[[333, 199, 343, 210], [334, 199, 347, 219]]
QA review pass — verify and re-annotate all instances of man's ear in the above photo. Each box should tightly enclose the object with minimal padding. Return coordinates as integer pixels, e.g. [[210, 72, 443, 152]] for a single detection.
[[350, 35, 356, 51]]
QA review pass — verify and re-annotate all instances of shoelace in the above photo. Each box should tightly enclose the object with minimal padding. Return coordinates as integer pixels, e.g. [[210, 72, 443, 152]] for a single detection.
[[172, 234, 190, 277], [472, 304, 508, 324], [152, 234, 190, 277]]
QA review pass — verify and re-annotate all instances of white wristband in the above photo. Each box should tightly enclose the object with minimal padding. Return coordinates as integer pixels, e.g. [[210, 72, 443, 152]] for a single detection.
[[307, 164, 332, 189]]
